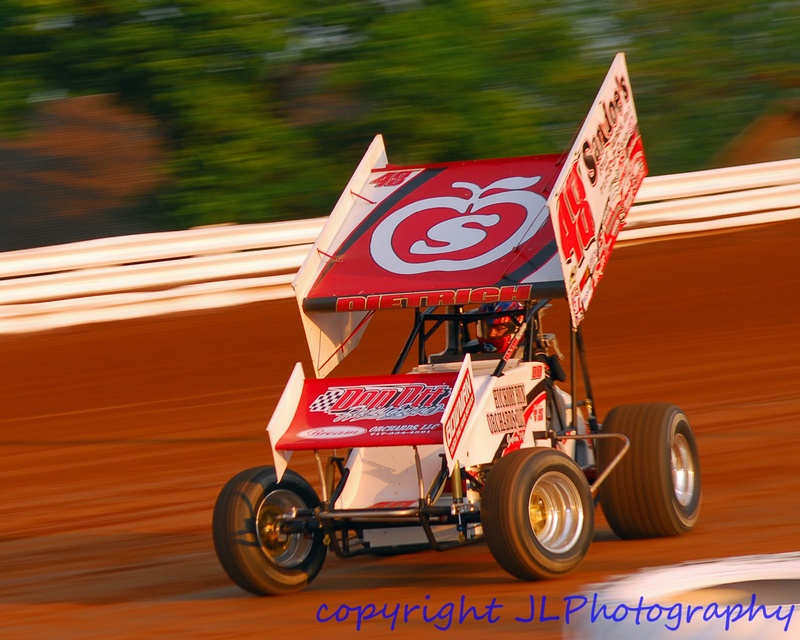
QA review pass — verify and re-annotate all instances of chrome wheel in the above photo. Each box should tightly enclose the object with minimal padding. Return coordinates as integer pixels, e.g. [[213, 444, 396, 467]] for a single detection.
[[671, 432, 696, 508], [482, 448, 593, 579], [528, 471, 585, 554], [597, 403, 701, 538], [256, 489, 312, 567], [213, 466, 326, 595]]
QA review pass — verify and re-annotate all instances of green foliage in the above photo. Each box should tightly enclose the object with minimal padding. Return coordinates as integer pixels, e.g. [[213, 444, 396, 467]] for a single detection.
[[323, 1, 589, 164], [584, 0, 800, 171], [0, 0, 797, 228]]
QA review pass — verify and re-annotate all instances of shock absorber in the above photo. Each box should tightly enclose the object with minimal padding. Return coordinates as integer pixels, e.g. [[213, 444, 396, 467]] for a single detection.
[[451, 462, 466, 542]]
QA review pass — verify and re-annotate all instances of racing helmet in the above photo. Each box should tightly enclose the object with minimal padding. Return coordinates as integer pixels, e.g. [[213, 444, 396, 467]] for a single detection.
[[477, 301, 524, 353]]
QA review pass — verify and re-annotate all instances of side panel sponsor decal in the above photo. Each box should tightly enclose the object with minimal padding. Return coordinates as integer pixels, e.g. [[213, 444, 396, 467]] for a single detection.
[[443, 372, 475, 459], [276, 372, 458, 451], [309, 382, 451, 422], [487, 383, 527, 435]]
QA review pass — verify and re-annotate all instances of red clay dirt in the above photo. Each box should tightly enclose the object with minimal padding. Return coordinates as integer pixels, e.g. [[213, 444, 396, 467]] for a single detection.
[[1, 220, 799, 639]]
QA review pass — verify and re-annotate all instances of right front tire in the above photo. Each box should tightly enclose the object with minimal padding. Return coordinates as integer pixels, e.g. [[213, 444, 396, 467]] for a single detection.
[[597, 403, 701, 539], [212, 465, 326, 595], [481, 448, 594, 580]]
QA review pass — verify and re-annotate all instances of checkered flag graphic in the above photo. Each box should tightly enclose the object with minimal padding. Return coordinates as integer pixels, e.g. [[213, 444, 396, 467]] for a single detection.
[[309, 388, 345, 413]]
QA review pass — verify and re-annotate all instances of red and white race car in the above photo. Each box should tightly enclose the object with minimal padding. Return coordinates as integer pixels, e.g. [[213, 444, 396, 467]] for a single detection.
[[212, 53, 701, 595]]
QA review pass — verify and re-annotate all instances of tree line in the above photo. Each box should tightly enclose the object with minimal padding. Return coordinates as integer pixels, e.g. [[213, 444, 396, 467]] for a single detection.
[[2, 0, 797, 228]]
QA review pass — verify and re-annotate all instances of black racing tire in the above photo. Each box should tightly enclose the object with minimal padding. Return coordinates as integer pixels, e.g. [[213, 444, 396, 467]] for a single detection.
[[597, 403, 701, 539], [481, 448, 594, 580], [212, 465, 326, 595]]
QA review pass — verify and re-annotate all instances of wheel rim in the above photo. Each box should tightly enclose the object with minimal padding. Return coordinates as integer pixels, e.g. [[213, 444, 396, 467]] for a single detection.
[[527, 471, 585, 554], [255, 489, 313, 567], [671, 432, 696, 508]]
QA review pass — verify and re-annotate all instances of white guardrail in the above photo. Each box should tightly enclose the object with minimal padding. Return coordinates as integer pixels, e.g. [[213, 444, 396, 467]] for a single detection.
[[1, 158, 798, 334]]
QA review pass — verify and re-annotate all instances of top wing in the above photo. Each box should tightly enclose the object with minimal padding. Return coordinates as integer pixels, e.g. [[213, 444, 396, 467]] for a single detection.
[[304, 153, 566, 313], [294, 52, 647, 377]]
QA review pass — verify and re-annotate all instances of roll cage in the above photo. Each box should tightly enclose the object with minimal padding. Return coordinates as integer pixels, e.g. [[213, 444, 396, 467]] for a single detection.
[[392, 300, 599, 434]]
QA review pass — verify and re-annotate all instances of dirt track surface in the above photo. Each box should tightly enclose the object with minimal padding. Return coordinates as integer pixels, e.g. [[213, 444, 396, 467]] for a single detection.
[[2, 220, 800, 639]]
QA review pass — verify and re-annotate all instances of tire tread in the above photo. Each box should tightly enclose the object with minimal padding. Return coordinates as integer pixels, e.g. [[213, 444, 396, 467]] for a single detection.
[[597, 403, 701, 539]]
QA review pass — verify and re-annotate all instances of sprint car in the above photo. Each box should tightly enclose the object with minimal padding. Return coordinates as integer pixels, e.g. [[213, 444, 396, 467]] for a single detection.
[[212, 53, 701, 595]]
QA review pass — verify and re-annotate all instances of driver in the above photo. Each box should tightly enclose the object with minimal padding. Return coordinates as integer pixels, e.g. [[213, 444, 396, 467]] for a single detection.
[[477, 301, 524, 353]]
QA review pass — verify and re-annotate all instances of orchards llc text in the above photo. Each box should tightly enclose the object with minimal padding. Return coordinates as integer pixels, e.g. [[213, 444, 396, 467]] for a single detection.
[[316, 593, 794, 633]]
